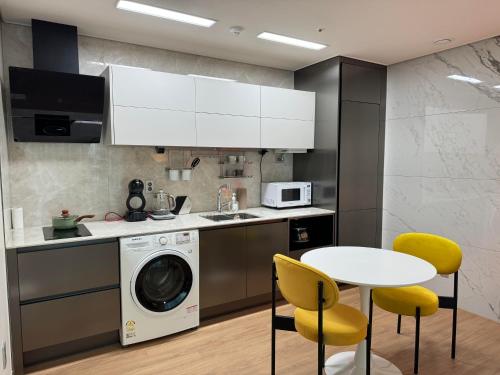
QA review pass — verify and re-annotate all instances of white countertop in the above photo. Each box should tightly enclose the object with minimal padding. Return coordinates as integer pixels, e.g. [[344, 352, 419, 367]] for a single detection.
[[5, 207, 334, 249]]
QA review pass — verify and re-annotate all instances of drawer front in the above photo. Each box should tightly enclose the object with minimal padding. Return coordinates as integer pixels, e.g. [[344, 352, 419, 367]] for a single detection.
[[261, 86, 315, 121], [18, 242, 119, 302], [111, 66, 195, 111], [195, 78, 260, 116], [113, 106, 196, 146], [21, 289, 120, 352], [261, 118, 314, 149], [196, 113, 260, 148]]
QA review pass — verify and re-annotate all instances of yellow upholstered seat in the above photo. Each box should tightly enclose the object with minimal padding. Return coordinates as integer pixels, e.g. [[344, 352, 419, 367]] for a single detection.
[[372, 286, 438, 317], [295, 303, 368, 346]]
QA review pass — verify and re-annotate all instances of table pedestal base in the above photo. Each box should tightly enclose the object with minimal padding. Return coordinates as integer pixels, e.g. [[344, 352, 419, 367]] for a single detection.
[[325, 351, 402, 375]]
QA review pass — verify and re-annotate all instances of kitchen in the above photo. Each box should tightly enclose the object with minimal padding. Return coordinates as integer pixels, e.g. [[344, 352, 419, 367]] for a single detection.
[[0, 1, 500, 375]]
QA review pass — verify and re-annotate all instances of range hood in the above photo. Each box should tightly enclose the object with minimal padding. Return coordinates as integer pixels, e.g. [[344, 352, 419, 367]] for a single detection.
[[9, 20, 105, 143]]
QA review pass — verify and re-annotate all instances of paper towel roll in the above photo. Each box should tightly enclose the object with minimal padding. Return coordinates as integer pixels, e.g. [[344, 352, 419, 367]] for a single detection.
[[12, 207, 24, 229]]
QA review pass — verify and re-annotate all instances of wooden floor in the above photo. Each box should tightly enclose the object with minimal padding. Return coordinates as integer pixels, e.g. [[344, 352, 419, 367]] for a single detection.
[[27, 288, 500, 375]]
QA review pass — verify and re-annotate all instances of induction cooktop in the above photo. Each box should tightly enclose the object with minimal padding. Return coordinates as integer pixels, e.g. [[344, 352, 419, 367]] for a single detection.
[[42, 224, 92, 241]]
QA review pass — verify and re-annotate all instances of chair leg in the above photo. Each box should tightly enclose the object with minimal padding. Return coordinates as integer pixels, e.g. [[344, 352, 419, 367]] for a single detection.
[[451, 271, 458, 359], [318, 340, 323, 375], [451, 306, 457, 359], [414, 307, 420, 374], [397, 314, 402, 334], [322, 344, 326, 369], [318, 281, 324, 375], [367, 290, 373, 375], [271, 263, 276, 375], [271, 324, 276, 375]]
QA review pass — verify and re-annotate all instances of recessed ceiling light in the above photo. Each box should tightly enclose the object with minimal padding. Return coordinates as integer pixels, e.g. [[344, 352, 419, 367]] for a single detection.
[[433, 38, 453, 45], [116, 0, 216, 28], [188, 74, 236, 82], [447, 74, 482, 84], [257, 32, 327, 50]]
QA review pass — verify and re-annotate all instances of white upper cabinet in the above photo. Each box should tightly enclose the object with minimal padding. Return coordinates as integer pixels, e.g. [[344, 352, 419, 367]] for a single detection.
[[261, 118, 314, 149], [111, 65, 195, 111], [102, 65, 196, 146], [113, 106, 196, 146], [196, 113, 260, 148], [195, 78, 260, 117], [103, 65, 316, 149], [261, 86, 315, 121]]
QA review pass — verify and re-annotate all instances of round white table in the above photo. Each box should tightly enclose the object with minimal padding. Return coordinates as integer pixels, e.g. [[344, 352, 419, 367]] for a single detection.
[[301, 246, 437, 375]]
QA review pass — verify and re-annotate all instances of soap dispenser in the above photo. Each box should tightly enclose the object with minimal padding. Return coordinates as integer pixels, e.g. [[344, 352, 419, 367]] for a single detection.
[[231, 193, 239, 212]]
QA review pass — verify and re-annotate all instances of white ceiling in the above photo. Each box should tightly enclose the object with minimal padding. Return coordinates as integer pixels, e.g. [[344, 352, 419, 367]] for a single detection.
[[1, 0, 499, 71]]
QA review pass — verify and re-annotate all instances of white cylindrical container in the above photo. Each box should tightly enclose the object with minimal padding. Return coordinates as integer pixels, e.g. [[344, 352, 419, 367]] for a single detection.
[[181, 169, 192, 181], [11, 207, 24, 229], [169, 169, 180, 181]]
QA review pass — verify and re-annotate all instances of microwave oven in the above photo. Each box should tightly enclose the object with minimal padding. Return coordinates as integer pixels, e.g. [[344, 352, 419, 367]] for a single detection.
[[261, 182, 312, 208]]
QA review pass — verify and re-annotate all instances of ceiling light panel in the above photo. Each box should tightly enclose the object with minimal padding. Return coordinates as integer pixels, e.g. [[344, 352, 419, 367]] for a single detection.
[[257, 32, 327, 50], [116, 0, 216, 28]]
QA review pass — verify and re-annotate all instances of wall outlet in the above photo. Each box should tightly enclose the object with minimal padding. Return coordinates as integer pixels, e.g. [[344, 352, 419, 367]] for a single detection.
[[145, 180, 154, 194]]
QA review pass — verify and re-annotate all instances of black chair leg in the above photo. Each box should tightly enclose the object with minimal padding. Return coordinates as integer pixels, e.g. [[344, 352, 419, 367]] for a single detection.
[[318, 281, 324, 375], [451, 306, 457, 359], [397, 314, 402, 334], [322, 344, 326, 369], [271, 263, 276, 375], [271, 325, 276, 375], [318, 340, 323, 375], [414, 307, 420, 374], [367, 290, 373, 375]]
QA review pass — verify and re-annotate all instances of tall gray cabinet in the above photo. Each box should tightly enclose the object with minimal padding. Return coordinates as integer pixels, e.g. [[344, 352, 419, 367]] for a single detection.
[[294, 57, 386, 247]]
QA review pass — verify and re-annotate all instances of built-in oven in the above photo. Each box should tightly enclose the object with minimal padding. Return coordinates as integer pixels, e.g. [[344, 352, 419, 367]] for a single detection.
[[261, 182, 312, 208]]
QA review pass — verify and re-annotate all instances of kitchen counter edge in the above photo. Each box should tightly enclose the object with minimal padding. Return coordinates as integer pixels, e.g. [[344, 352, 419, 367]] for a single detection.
[[5, 207, 335, 250]]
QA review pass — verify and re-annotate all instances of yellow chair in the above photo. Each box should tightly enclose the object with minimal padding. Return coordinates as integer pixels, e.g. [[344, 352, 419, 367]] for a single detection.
[[272, 254, 371, 375], [371, 233, 462, 374]]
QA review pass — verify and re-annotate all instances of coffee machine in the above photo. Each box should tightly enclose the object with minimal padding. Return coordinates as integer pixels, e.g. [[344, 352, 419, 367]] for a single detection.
[[125, 179, 148, 222]]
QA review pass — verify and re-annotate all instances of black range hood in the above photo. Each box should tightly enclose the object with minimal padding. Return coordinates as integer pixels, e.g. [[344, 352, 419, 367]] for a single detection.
[[9, 19, 105, 143]]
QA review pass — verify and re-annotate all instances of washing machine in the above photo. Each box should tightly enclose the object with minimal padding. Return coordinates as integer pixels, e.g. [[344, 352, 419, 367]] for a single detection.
[[120, 230, 199, 346]]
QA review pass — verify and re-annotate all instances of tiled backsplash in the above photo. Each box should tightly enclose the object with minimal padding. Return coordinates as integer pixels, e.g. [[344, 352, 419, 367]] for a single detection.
[[384, 36, 500, 322], [0, 23, 294, 227]]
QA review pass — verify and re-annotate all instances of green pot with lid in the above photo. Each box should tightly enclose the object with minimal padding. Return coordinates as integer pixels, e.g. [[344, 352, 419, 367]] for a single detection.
[[52, 210, 95, 230]]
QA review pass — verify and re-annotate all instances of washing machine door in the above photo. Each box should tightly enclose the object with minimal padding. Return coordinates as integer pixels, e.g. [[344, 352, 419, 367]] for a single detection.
[[132, 250, 193, 313]]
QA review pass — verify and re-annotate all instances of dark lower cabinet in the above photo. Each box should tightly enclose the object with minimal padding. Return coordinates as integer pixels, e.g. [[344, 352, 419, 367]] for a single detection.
[[199, 226, 247, 309], [7, 240, 120, 374], [199, 220, 288, 315], [246, 222, 288, 297], [21, 289, 120, 352]]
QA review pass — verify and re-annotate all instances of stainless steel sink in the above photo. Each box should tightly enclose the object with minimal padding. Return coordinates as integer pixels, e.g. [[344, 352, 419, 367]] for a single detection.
[[202, 213, 260, 222]]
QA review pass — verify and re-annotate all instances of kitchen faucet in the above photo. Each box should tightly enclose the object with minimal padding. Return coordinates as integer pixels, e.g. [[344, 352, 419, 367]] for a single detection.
[[216, 183, 231, 212]]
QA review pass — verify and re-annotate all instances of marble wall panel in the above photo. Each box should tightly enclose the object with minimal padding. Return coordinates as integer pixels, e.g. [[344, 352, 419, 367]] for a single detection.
[[387, 37, 500, 120], [384, 35, 500, 322]]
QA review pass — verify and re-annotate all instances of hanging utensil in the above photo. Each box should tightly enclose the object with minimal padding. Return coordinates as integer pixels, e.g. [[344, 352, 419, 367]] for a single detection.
[[191, 157, 200, 169]]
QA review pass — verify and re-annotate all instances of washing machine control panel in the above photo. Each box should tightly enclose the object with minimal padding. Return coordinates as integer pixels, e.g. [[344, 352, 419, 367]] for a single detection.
[[154, 230, 198, 247], [175, 232, 191, 244]]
